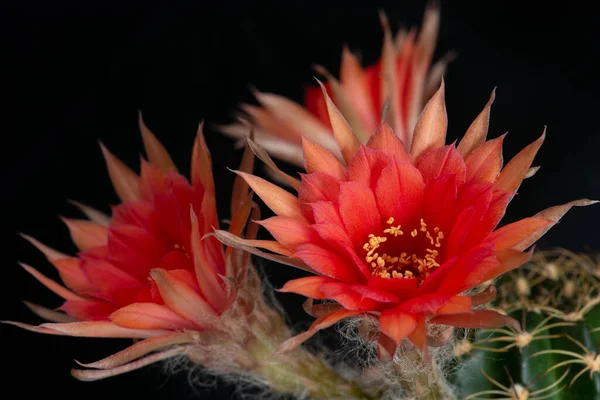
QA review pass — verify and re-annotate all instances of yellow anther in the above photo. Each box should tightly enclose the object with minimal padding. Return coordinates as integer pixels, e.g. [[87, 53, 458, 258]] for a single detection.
[[363, 217, 445, 282]]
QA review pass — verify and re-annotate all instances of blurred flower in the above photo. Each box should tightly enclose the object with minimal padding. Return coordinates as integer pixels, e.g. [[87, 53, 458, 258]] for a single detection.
[[221, 4, 452, 168], [6, 118, 375, 400], [214, 82, 596, 360]]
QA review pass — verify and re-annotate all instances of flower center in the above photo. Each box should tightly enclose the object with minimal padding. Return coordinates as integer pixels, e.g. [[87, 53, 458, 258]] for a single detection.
[[362, 217, 444, 282]]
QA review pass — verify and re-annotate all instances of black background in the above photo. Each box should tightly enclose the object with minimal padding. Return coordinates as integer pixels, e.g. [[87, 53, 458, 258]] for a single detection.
[[1, 1, 598, 399]]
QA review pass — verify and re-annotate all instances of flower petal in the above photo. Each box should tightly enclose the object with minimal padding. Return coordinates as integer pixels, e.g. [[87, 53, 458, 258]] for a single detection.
[[61, 218, 108, 251], [99, 142, 140, 202], [68, 200, 111, 227], [379, 309, 417, 345], [294, 243, 363, 283], [191, 122, 215, 192], [139, 113, 177, 173], [496, 130, 545, 193], [76, 332, 195, 370], [339, 181, 382, 248], [410, 81, 447, 160], [20, 263, 86, 301], [247, 137, 300, 190], [375, 159, 425, 226], [302, 137, 346, 180], [479, 248, 533, 283], [436, 296, 473, 315], [110, 303, 199, 330], [487, 217, 555, 251], [279, 276, 335, 299], [415, 144, 466, 187], [457, 88, 495, 157], [431, 309, 520, 331], [367, 275, 419, 301], [233, 170, 306, 221], [464, 134, 505, 183], [276, 309, 363, 354], [40, 321, 170, 338], [318, 80, 361, 163], [258, 216, 320, 252], [150, 269, 218, 327], [190, 208, 227, 312], [366, 121, 412, 163], [515, 199, 599, 251]]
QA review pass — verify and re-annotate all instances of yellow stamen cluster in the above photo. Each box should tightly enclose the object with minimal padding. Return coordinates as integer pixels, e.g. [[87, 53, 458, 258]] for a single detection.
[[362, 217, 444, 281]]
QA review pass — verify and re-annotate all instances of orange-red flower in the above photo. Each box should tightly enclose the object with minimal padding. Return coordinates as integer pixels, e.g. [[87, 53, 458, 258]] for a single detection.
[[221, 4, 451, 168], [219, 83, 596, 359], [7, 117, 261, 380]]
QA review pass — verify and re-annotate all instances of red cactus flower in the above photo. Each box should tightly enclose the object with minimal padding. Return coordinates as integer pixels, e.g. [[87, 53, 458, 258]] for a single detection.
[[6, 117, 261, 380], [221, 4, 452, 168], [215, 82, 596, 359]]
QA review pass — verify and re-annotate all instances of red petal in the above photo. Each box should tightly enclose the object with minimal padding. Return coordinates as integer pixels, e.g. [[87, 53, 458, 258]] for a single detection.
[[487, 217, 555, 251], [338, 181, 381, 248], [150, 269, 217, 327], [379, 309, 417, 345], [367, 276, 418, 301], [312, 221, 370, 277], [310, 201, 343, 227], [422, 174, 458, 233], [139, 114, 177, 174], [437, 244, 497, 295], [277, 309, 363, 354], [431, 309, 520, 331], [301, 137, 345, 180], [318, 80, 361, 163], [479, 248, 533, 283], [258, 216, 320, 251], [415, 144, 466, 188], [457, 89, 495, 157], [350, 285, 400, 303], [496, 131, 545, 193], [320, 282, 379, 310], [52, 257, 94, 294], [436, 296, 473, 315], [190, 122, 215, 192], [299, 172, 341, 219], [398, 294, 450, 315], [20, 263, 86, 301], [110, 303, 199, 330], [108, 224, 170, 281], [347, 147, 392, 191], [100, 143, 140, 202], [62, 218, 108, 251], [60, 300, 117, 320], [234, 170, 305, 221], [407, 317, 429, 355], [279, 276, 334, 299], [410, 82, 447, 159], [294, 243, 363, 283], [376, 159, 425, 226], [190, 208, 228, 312], [156, 250, 193, 271], [366, 122, 411, 163], [138, 161, 167, 202], [464, 135, 505, 183], [80, 258, 142, 303]]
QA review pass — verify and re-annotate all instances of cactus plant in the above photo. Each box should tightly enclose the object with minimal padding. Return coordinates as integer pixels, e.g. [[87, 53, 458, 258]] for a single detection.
[[451, 249, 600, 399]]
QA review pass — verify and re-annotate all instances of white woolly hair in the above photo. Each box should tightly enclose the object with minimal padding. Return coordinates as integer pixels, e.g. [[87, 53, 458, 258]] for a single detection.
[[334, 316, 461, 400]]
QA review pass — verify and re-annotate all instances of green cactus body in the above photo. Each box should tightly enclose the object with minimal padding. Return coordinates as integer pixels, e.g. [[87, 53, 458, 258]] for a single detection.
[[451, 250, 600, 399]]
